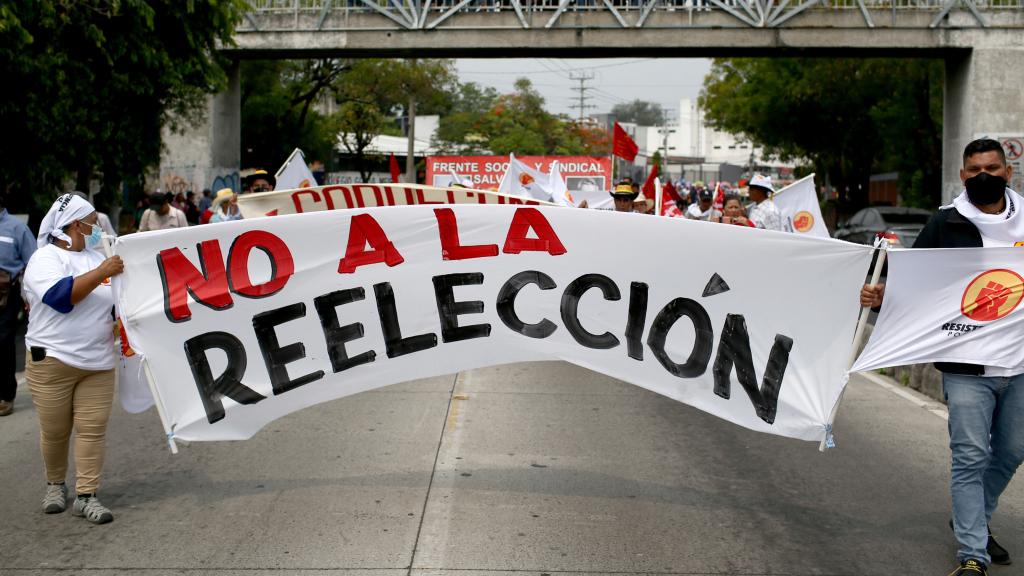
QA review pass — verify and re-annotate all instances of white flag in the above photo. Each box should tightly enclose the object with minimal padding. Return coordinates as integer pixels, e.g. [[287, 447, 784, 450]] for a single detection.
[[549, 161, 576, 207], [497, 153, 556, 202], [853, 246, 1024, 373], [449, 170, 473, 188], [774, 174, 829, 238], [275, 148, 318, 191]]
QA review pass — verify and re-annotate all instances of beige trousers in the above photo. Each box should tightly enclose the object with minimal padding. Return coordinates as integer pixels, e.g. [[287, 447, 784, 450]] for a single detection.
[[26, 356, 114, 494]]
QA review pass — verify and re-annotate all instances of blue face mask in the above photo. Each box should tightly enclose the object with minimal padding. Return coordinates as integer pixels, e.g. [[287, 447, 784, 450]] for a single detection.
[[82, 222, 102, 249]]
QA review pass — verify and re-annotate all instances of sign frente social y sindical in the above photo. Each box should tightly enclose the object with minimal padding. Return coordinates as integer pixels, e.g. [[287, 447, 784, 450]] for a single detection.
[[427, 156, 612, 193]]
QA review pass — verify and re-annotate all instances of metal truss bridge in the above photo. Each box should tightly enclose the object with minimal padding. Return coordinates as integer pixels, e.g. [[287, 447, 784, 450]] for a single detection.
[[240, 0, 1020, 32], [229, 0, 1024, 58]]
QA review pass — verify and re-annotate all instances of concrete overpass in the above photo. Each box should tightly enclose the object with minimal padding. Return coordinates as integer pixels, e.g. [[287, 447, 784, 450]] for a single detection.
[[161, 0, 1024, 203]]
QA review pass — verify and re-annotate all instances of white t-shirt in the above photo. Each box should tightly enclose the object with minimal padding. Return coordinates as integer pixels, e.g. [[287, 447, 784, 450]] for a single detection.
[[139, 206, 187, 231], [23, 244, 116, 370]]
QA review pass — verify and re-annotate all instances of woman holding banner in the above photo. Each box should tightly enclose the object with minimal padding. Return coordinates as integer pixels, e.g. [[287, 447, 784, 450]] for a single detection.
[[22, 194, 124, 524]]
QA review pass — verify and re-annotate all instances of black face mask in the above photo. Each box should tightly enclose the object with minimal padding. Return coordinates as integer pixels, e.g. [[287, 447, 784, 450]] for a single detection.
[[965, 172, 1007, 206]]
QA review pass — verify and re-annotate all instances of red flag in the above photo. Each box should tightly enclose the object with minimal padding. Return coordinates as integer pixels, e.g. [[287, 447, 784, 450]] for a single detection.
[[663, 179, 681, 203], [389, 153, 401, 184], [641, 163, 659, 198], [612, 122, 638, 162], [713, 182, 725, 209]]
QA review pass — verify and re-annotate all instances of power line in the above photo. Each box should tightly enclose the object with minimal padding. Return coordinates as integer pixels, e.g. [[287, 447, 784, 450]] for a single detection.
[[568, 71, 596, 121], [458, 58, 657, 76]]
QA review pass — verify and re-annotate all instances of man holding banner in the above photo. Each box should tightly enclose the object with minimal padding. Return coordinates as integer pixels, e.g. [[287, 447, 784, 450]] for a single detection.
[[860, 139, 1020, 575]]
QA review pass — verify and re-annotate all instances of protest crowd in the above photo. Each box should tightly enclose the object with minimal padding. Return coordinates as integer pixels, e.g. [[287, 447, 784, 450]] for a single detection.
[[1, 137, 1021, 576]]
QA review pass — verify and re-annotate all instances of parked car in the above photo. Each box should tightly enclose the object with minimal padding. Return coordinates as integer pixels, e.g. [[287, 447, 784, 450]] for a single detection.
[[834, 206, 933, 247]]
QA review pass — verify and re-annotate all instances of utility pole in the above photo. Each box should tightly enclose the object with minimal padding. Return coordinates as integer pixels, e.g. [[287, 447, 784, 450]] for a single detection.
[[661, 110, 673, 182], [406, 95, 416, 184], [405, 58, 417, 184], [568, 72, 596, 122]]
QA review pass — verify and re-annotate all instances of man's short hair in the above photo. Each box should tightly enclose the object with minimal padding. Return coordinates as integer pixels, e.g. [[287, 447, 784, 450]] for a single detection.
[[963, 138, 1006, 166]]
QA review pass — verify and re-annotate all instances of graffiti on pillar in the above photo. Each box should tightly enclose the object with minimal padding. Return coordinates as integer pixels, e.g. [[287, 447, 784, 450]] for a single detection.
[[162, 173, 194, 196], [211, 171, 240, 193]]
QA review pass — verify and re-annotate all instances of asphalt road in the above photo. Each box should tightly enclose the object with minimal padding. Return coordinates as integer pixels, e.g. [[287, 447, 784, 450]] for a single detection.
[[1, 362, 1021, 576]]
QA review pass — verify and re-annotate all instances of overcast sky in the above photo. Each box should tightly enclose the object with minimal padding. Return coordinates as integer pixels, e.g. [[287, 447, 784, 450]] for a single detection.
[[454, 58, 712, 120]]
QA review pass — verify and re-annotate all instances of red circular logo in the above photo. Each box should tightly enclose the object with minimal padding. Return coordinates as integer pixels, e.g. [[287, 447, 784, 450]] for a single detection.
[[793, 211, 814, 233], [961, 269, 1024, 322]]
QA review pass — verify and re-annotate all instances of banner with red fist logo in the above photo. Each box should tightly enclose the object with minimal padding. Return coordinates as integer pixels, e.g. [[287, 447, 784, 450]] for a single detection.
[[853, 246, 1024, 373], [774, 174, 829, 239]]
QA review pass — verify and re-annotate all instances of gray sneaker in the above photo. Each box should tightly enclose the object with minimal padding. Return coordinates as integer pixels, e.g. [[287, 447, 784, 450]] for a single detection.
[[72, 495, 113, 524], [42, 483, 67, 514]]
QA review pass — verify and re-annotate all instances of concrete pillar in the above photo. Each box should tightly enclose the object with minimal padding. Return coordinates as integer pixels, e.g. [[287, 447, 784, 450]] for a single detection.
[[159, 61, 241, 195], [943, 46, 1024, 204]]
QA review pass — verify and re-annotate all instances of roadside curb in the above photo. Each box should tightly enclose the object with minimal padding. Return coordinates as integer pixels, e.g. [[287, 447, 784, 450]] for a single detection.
[[859, 370, 949, 421]]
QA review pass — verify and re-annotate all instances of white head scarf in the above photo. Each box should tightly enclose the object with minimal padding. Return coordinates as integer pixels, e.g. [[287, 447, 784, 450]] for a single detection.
[[37, 193, 96, 249]]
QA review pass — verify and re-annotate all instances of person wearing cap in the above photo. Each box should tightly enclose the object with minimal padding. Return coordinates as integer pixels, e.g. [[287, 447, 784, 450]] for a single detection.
[[0, 194, 35, 417], [243, 170, 276, 194], [690, 180, 705, 206], [137, 192, 187, 232], [686, 188, 722, 221], [22, 193, 124, 524], [747, 173, 783, 231], [610, 181, 639, 213], [632, 192, 654, 215], [209, 188, 242, 223]]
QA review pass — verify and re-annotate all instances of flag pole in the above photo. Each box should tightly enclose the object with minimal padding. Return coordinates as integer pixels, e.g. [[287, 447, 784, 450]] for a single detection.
[[103, 235, 179, 454], [654, 177, 663, 216], [819, 239, 888, 452], [772, 172, 817, 198]]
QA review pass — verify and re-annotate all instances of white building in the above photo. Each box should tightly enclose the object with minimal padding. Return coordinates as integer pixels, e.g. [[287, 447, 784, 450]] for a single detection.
[[622, 98, 793, 184]]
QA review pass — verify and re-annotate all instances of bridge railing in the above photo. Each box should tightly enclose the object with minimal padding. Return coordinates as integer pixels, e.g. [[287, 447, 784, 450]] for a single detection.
[[246, 0, 1023, 9], [240, 0, 1022, 30]]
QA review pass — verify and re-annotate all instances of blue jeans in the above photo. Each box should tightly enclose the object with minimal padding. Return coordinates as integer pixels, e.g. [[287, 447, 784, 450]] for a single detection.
[[944, 372, 1024, 564]]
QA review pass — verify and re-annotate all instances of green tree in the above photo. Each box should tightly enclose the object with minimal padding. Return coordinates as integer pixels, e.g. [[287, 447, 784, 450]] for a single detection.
[[611, 100, 665, 126], [241, 59, 346, 172], [433, 82, 500, 154], [437, 78, 610, 157], [241, 58, 457, 180], [0, 1, 244, 214], [331, 59, 456, 180], [699, 58, 943, 208]]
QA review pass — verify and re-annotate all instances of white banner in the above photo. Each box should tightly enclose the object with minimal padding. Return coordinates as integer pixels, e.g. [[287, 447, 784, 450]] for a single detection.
[[236, 183, 553, 219], [115, 206, 872, 443], [275, 148, 318, 192], [853, 246, 1024, 373], [774, 174, 829, 239]]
